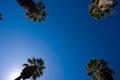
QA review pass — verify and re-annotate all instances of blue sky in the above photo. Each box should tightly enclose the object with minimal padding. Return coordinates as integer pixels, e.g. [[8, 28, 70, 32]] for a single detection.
[[0, 0, 120, 80]]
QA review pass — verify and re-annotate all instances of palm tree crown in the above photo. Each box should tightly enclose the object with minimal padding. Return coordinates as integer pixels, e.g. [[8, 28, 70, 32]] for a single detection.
[[86, 59, 114, 80], [15, 57, 45, 80], [16, 0, 47, 23], [88, 0, 117, 20]]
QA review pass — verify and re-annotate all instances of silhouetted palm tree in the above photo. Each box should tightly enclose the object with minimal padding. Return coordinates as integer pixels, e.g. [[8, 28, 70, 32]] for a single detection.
[[25, 1, 47, 23], [0, 13, 2, 20], [86, 59, 114, 80], [16, 0, 47, 23], [88, 0, 117, 20], [15, 57, 45, 80]]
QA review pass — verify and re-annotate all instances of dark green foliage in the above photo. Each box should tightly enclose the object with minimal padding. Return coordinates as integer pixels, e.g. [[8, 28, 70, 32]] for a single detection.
[[86, 59, 114, 80], [88, 0, 117, 20], [16, 0, 48, 23], [16, 57, 45, 80], [23, 57, 45, 80]]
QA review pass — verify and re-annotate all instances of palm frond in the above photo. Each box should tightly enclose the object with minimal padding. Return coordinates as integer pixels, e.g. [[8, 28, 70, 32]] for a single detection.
[[87, 71, 94, 76], [104, 67, 114, 74], [94, 15, 100, 20], [38, 17, 42, 23], [41, 66, 45, 69], [32, 57, 36, 65], [89, 60, 94, 64], [105, 9, 112, 15], [32, 73, 37, 80], [40, 71, 43, 75], [38, 58, 44, 65], [41, 5, 45, 9], [0, 17, 2, 20], [86, 65, 92, 70], [32, 16, 37, 22], [92, 76, 97, 80], [35, 70, 40, 77], [37, 1, 43, 7], [22, 64, 29, 67], [42, 11, 47, 17], [27, 58, 34, 64], [25, 14, 33, 19], [92, 0, 96, 4], [41, 16, 45, 20]]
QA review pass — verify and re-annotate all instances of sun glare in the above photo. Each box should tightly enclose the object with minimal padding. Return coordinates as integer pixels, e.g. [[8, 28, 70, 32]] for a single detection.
[[8, 69, 20, 80]]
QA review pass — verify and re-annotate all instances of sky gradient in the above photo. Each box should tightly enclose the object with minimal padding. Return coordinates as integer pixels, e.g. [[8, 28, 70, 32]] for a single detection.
[[0, 0, 120, 80]]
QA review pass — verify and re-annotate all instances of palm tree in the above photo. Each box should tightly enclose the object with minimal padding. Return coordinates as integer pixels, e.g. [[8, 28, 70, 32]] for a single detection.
[[16, 0, 47, 23], [86, 59, 114, 80], [15, 57, 45, 80], [25, 1, 47, 23], [0, 13, 2, 20], [89, 0, 105, 20], [88, 0, 117, 20]]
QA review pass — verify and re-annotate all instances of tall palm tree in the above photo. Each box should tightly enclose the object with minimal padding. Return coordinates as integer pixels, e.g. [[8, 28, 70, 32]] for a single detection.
[[86, 59, 114, 80], [16, 0, 47, 23], [15, 57, 45, 80], [0, 13, 2, 20]]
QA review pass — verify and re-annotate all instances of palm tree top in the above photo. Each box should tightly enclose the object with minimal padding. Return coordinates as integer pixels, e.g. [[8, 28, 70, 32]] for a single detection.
[[22, 57, 45, 80], [89, 0, 117, 20], [16, 0, 47, 23], [86, 59, 107, 71], [86, 59, 114, 80]]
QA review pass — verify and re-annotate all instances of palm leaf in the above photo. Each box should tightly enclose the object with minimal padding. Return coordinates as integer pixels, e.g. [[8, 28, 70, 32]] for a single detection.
[[104, 67, 114, 74], [0, 13, 2, 16], [32, 16, 37, 22], [37, 17, 41, 23], [41, 66, 45, 69], [27, 58, 33, 64], [0, 17, 2, 20], [92, 76, 97, 80], [42, 11, 47, 17], [41, 16, 45, 20], [86, 65, 92, 70], [32, 73, 37, 80], [25, 12, 32, 16], [22, 64, 29, 67], [92, 0, 96, 3], [41, 5, 45, 9], [40, 71, 43, 75], [32, 57, 36, 65], [35, 70, 40, 77], [105, 9, 112, 15], [95, 15, 100, 20], [38, 58, 44, 65], [38, 66, 45, 71], [87, 71, 94, 76], [26, 14, 33, 19], [89, 60, 94, 64], [37, 1, 43, 7]]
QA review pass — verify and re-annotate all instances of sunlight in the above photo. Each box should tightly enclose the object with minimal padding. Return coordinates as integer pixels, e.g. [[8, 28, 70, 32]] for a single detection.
[[8, 69, 20, 80]]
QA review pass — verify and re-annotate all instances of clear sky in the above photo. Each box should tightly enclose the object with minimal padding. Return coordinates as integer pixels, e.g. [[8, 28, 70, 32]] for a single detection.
[[0, 0, 120, 80]]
